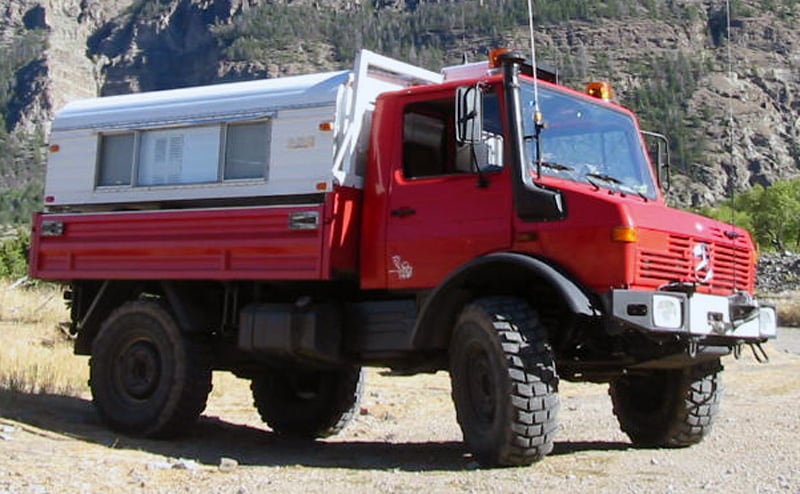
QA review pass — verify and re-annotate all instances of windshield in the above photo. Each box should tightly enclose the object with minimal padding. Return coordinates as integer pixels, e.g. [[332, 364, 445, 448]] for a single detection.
[[521, 82, 657, 200]]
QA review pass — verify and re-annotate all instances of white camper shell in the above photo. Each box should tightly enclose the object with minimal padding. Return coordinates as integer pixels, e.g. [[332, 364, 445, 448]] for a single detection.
[[44, 50, 442, 211]]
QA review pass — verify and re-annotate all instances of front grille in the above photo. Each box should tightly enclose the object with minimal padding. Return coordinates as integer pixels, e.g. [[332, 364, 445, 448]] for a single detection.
[[638, 233, 753, 293]]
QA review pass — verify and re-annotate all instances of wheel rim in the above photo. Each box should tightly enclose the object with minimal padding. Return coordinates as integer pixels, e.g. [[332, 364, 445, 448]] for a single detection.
[[626, 373, 669, 415], [117, 339, 162, 400], [285, 372, 323, 402], [464, 343, 496, 425]]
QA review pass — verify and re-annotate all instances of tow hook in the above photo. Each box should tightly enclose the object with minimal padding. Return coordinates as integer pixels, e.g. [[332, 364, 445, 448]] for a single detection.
[[732, 341, 769, 363], [687, 339, 698, 358], [749, 341, 770, 363]]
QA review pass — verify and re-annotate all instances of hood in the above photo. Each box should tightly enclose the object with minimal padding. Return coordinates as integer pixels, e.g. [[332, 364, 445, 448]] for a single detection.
[[624, 200, 756, 294]]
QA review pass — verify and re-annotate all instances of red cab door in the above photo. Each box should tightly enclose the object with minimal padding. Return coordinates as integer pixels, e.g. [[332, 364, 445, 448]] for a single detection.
[[383, 92, 512, 290]]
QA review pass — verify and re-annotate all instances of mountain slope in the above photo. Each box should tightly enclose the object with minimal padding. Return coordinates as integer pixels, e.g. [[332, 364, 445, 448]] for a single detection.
[[0, 0, 797, 222]]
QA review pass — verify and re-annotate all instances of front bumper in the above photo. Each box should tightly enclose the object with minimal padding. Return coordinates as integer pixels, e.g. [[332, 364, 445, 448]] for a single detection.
[[609, 289, 777, 341]]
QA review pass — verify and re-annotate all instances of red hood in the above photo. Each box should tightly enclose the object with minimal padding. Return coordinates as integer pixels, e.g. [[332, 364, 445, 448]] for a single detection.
[[624, 200, 756, 294]]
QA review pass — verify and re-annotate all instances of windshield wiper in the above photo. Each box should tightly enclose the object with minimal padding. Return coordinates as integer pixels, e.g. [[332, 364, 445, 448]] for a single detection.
[[539, 161, 575, 172], [585, 172, 622, 184], [585, 172, 648, 201]]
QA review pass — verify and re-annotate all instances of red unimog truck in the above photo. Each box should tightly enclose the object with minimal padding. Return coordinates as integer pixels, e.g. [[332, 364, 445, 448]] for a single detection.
[[29, 49, 776, 467]]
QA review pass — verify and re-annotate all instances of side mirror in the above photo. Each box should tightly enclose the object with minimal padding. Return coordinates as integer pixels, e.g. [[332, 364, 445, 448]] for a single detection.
[[642, 130, 671, 194], [456, 85, 483, 144]]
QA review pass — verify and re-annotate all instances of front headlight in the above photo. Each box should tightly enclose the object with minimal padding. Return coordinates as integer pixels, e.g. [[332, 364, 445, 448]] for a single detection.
[[758, 306, 777, 338], [653, 294, 683, 329]]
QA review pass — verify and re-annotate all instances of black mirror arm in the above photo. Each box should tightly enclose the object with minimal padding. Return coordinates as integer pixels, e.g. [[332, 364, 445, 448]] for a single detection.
[[533, 113, 546, 179], [470, 145, 490, 189], [641, 130, 671, 195]]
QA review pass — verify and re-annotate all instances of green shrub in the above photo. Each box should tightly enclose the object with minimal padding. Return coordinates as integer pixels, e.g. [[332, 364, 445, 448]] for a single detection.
[[0, 183, 42, 225], [0, 229, 30, 280], [698, 178, 800, 252]]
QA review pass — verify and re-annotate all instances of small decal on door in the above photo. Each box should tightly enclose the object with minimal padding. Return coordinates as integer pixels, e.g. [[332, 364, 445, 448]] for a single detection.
[[389, 255, 414, 280]]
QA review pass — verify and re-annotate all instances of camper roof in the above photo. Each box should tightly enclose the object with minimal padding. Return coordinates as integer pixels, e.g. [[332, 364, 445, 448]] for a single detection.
[[52, 70, 352, 132]]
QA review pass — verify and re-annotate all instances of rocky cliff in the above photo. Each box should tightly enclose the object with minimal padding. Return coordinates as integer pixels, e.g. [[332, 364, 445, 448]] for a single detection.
[[528, 8, 800, 207], [1, 0, 798, 209], [1, 1, 130, 131]]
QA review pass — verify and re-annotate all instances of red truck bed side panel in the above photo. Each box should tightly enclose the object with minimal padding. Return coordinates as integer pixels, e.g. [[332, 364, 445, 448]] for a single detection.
[[30, 205, 327, 281]]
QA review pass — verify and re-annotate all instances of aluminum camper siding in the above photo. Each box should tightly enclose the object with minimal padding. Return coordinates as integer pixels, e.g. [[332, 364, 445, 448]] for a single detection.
[[44, 71, 351, 209]]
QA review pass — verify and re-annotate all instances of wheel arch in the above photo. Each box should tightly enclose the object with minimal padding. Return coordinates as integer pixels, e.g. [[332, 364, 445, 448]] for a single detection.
[[72, 280, 142, 355], [72, 279, 208, 355], [411, 252, 600, 351]]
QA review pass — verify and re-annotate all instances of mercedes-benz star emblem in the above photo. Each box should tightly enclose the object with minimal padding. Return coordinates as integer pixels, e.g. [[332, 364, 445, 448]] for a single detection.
[[692, 242, 714, 283]]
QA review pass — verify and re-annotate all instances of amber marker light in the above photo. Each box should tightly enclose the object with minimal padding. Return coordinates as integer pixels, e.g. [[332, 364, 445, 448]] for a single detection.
[[586, 82, 615, 101], [315, 182, 328, 192], [612, 226, 639, 243], [489, 48, 513, 68], [516, 232, 539, 242], [319, 121, 334, 132], [49, 144, 60, 153]]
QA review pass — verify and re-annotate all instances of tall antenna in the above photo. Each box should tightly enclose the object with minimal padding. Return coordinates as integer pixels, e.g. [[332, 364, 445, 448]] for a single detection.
[[527, 0, 542, 116], [726, 0, 737, 226], [527, 0, 545, 179]]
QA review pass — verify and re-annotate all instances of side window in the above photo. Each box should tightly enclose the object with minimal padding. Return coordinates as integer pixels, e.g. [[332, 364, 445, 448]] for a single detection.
[[97, 133, 134, 186], [454, 92, 505, 173], [224, 121, 270, 180], [95, 119, 271, 188], [403, 111, 446, 178], [138, 126, 219, 186], [401, 92, 505, 180]]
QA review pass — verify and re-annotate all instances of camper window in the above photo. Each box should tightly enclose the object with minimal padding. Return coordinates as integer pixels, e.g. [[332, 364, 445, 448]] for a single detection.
[[95, 119, 272, 188], [97, 133, 134, 186], [138, 125, 219, 186], [224, 121, 270, 180]]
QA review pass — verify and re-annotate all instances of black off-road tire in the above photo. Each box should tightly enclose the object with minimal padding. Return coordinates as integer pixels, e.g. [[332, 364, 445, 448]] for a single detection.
[[89, 300, 212, 438], [449, 297, 560, 467], [251, 366, 364, 439], [609, 359, 723, 447]]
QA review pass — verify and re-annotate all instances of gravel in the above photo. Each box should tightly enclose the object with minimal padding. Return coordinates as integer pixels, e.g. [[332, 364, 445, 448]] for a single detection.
[[0, 338, 798, 493], [757, 252, 800, 292]]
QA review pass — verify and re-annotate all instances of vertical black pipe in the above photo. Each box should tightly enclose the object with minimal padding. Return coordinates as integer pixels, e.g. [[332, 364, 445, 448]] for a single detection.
[[500, 52, 565, 223]]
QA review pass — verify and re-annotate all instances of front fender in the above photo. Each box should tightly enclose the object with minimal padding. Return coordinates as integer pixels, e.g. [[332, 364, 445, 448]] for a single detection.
[[411, 252, 599, 350]]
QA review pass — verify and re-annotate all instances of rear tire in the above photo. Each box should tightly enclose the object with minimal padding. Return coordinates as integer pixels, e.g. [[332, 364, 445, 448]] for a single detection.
[[449, 297, 559, 467], [609, 359, 723, 447], [89, 301, 212, 437], [251, 366, 364, 438]]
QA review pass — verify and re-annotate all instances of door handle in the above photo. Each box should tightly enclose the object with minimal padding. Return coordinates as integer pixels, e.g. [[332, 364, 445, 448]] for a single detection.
[[391, 207, 416, 217]]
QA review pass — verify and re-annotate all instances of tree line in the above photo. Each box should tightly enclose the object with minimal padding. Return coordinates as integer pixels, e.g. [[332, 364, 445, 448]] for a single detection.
[[215, 0, 702, 69], [624, 51, 711, 176]]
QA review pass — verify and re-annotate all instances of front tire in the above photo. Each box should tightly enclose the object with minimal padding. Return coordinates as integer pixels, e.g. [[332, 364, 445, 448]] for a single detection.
[[251, 366, 364, 438], [89, 301, 212, 438], [449, 297, 560, 467], [609, 359, 723, 447]]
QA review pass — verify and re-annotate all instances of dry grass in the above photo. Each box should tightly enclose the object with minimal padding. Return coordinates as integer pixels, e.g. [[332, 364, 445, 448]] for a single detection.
[[0, 280, 64, 324], [0, 280, 87, 397]]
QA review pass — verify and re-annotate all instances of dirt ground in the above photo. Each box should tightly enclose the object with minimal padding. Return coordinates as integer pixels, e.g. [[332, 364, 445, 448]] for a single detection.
[[1, 329, 799, 494]]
